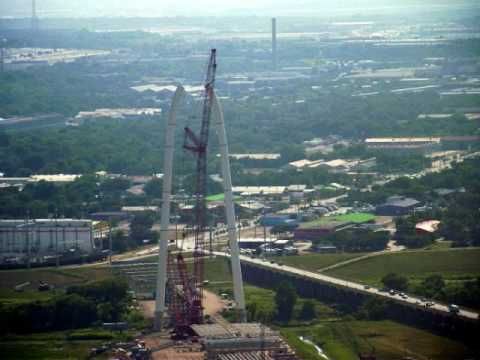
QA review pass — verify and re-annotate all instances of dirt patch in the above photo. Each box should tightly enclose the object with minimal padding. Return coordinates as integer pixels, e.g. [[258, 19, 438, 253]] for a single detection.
[[152, 347, 204, 360], [203, 290, 226, 316], [139, 290, 225, 320], [140, 300, 156, 319]]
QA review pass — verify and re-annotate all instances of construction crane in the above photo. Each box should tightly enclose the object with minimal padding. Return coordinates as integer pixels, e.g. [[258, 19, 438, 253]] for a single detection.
[[167, 49, 217, 335], [183, 48, 217, 325]]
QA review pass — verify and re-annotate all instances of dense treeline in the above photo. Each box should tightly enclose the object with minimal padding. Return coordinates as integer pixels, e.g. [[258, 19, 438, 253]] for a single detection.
[[347, 157, 480, 205], [378, 272, 480, 310], [348, 157, 480, 247], [0, 176, 137, 219], [0, 278, 129, 334], [1, 58, 479, 178]]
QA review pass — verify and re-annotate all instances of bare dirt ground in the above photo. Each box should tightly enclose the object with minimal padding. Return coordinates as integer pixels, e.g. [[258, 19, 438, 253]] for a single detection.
[[142, 290, 225, 360], [152, 347, 204, 360], [140, 300, 156, 319], [143, 334, 204, 360], [139, 289, 225, 319], [203, 289, 226, 316]]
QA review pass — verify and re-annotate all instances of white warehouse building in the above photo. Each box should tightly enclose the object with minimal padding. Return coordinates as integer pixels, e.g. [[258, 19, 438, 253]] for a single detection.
[[0, 219, 96, 256]]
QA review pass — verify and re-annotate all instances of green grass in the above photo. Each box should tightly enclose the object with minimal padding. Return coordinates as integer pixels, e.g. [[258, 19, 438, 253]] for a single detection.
[[273, 253, 365, 272], [206, 193, 241, 202], [0, 267, 112, 304], [0, 328, 130, 360], [281, 320, 472, 360], [326, 248, 480, 287], [300, 213, 376, 229], [428, 239, 453, 250]]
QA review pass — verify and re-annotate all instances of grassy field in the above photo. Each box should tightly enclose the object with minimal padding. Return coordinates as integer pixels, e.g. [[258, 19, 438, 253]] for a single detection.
[[206, 193, 241, 202], [0, 329, 132, 360], [300, 212, 376, 229], [281, 320, 473, 360], [203, 256, 474, 360], [273, 253, 365, 272], [0, 266, 112, 304], [325, 248, 480, 286]]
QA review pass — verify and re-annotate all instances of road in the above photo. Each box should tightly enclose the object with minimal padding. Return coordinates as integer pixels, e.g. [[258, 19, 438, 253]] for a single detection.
[[212, 251, 479, 321]]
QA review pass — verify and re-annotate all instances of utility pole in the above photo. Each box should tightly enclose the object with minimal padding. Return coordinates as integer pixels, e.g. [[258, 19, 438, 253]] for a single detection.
[[272, 18, 277, 70], [26, 211, 31, 269], [31, 0, 39, 31], [108, 217, 113, 265], [55, 209, 59, 267], [0, 38, 6, 73]]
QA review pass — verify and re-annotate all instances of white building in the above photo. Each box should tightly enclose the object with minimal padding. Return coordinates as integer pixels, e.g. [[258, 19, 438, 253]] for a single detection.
[[0, 219, 96, 257]]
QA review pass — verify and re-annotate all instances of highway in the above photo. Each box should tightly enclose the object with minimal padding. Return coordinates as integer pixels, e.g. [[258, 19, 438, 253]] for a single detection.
[[213, 251, 480, 321], [110, 230, 479, 322]]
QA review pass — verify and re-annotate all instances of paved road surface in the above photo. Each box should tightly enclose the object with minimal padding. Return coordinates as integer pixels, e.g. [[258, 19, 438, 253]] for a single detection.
[[212, 251, 479, 321]]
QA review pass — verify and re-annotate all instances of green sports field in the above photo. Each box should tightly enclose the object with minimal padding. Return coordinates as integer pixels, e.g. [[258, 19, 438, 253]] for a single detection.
[[300, 212, 376, 229], [206, 193, 242, 202]]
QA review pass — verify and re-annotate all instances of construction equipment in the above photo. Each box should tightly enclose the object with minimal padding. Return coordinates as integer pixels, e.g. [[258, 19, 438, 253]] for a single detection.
[[166, 49, 217, 334], [182, 48, 217, 325], [155, 48, 245, 332]]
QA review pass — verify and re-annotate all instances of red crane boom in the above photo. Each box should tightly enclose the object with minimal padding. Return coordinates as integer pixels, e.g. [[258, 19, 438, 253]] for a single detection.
[[183, 48, 217, 325]]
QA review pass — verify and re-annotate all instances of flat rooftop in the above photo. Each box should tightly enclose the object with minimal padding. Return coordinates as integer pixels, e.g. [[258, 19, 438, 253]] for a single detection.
[[191, 323, 277, 339]]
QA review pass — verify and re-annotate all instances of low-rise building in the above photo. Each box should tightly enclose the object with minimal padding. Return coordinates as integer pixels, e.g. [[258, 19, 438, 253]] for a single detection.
[[365, 137, 441, 151], [415, 220, 441, 234], [259, 215, 298, 228], [0, 219, 97, 257], [121, 206, 159, 214], [375, 196, 421, 216], [294, 221, 354, 241], [229, 153, 281, 161]]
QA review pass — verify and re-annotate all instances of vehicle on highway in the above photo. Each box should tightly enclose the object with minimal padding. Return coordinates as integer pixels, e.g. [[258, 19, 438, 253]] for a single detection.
[[448, 304, 460, 314], [363, 285, 370, 290], [389, 289, 396, 295]]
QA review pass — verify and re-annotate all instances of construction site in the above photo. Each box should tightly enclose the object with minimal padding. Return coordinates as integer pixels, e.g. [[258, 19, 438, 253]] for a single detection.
[[109, 49, 300, 360]]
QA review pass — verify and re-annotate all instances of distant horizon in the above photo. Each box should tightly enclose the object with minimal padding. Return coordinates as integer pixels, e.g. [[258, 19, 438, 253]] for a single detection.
[[1, 0, 479, 18]]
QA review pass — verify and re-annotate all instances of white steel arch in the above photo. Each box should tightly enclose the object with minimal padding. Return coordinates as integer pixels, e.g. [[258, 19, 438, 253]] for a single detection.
[[154, 87, 246, 329]]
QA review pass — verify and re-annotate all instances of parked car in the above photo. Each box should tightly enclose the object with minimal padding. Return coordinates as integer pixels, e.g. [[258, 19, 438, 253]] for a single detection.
[[448, 304, 460, 314]]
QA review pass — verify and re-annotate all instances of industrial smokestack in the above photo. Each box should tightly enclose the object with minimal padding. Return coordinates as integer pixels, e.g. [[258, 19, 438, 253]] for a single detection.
[[0, 42, 5, 73], [272, 18, 277, 70], [31, 0, 39, 31]]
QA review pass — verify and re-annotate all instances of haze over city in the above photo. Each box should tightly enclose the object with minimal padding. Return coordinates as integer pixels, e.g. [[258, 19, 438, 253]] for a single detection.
[[0, 1, 479, 359], [1, 0, 479, 17]]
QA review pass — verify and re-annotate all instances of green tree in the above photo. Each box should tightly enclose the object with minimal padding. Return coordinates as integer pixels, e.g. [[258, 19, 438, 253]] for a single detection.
[[111, 229, 130, 252], [421, 274, 445, 298], [381, 273, 409, 291], [359, 298, 388, 320], [144, 178, 163, 198], [275, 282, 297, 322], [299, 300, 316, 320], [130, 213, 155, 244]]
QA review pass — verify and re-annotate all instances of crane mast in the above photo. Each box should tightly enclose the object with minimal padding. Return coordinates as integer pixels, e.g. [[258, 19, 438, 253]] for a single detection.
[[183, 48, 217, 324]]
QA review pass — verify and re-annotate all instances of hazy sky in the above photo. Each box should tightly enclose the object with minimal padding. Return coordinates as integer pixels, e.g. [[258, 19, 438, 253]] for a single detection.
[[0, 0, 478, 17]]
